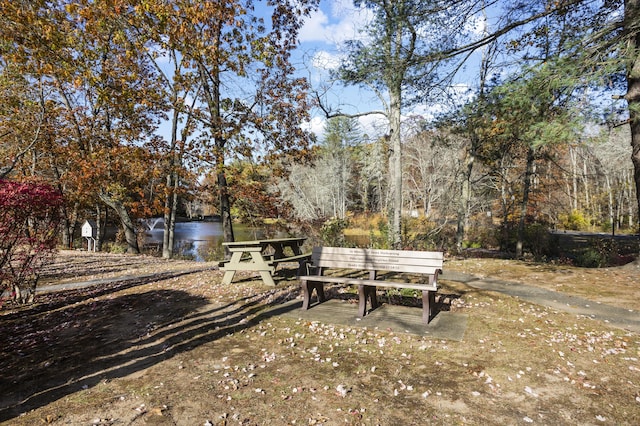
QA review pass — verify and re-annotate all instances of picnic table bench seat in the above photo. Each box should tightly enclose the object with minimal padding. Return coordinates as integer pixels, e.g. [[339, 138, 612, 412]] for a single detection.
[[218, 252, 311, 269], [299, 246, 444, 324], [266, 252, 312, 267]]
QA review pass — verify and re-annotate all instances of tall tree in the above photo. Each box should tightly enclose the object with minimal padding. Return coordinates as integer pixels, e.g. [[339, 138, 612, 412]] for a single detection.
[[0, 0, 167, 253], [443, 0, 638, 235], [475, 63, 583, 256], [0, 67, 46, 180], [132, 19, 201, 259], [151, 0, 319, 247], [333, 0, 470, 248], [624, 0, 640, 231]]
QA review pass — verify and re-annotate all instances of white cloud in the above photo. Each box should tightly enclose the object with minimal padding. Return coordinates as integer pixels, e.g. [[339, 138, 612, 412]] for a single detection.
[[358, 114, 388, 139], [302, 116, 327, 138], [329, 0, 355, 17], [298, 9, 330, 43], [465, 14, 487, 39], [311, 50, 342, 71], [299, 0, 371, 45]]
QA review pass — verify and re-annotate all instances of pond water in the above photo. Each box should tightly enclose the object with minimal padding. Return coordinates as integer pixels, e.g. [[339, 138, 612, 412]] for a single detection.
[[143, 220, 270, 262], [141, 218, 371, 261]]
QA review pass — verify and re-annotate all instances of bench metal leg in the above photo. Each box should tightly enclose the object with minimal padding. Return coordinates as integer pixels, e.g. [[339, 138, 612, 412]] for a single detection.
[[296, 259, 308, 277], [369, 286, 379, 310], [357, 285, 377, 317], [358, 285, 367, 317], [316, 283, 326, 303], [422, 290, 435, 323], [301, 280, 311, 309], [301, 280, 325, 310]]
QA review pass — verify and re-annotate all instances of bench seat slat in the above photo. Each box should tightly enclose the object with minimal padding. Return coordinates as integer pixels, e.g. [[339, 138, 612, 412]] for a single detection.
[[299, 275, 437, 292]]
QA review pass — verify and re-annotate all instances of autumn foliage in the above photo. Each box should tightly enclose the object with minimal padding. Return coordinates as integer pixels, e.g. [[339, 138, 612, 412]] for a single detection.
[[0, 180, 63, 305]]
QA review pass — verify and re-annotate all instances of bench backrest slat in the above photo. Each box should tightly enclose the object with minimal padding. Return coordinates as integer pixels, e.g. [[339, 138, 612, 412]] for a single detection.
[[311, 246, 443, 274]]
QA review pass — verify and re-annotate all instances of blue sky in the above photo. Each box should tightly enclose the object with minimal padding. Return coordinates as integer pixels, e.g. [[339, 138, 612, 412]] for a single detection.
[[154, 1, 485, 148], [296, 0, 382, 138], [294, 0, 485, 140]]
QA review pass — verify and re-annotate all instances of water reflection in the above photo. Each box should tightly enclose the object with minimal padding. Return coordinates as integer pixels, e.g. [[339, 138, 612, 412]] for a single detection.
[[142, 219, 370, 261], [144, 220, 268, 262]]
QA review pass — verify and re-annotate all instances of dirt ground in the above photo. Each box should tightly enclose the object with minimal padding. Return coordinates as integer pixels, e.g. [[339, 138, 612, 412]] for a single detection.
[[1, 250, 639, 425]]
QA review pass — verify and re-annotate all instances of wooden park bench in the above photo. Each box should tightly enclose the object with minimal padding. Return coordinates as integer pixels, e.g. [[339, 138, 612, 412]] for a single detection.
[[299, 246, 444, 323]]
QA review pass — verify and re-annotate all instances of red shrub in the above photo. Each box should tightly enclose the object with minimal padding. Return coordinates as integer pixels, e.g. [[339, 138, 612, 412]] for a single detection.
[[0, 179, 63, 305]]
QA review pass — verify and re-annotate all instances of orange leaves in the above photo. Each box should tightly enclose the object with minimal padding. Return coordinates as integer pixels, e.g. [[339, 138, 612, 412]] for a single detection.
[[64, 2, 79, 14], [1, 0, 320, 234]]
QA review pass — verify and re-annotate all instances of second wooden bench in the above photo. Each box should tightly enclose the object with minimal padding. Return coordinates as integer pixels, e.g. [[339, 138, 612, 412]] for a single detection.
[[299, 247, 444, 323]]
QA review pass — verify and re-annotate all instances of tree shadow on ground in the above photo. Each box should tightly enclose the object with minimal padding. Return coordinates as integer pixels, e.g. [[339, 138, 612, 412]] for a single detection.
[[0, 279, 300, 422], [1, 269, 209, 315], [37, 258, 167, 282]]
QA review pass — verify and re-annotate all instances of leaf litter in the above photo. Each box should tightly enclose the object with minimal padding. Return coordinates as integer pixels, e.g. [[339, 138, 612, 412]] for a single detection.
[[0, 251, 638, 425]]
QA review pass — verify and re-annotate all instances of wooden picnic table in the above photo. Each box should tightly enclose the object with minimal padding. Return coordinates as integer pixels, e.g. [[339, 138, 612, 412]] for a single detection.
[[220, 237, 310, 286]]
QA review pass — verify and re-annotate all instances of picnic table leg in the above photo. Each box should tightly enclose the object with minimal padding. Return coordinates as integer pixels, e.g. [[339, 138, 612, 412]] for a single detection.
[[222, 270, 235, 285], [221, 251, 244, 284], [272, 245, 285, 259], [250, 251, 276, 286], [260, 271, 276, 286], [291, 244, 303, 256]]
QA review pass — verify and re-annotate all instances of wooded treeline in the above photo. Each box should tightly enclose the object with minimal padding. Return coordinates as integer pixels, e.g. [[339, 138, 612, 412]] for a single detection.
[[1, 0, 319, 257], [276, 116, 635, 253], [1, 0, 639, 260]]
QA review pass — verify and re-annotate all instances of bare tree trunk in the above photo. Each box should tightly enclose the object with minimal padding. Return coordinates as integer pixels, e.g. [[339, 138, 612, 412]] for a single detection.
[[162, 172, 178, 259], [198, 23, 235, 250], [218, 163, 235, 245], [60, 201, 78, 249], [169, 179, 178, 255], [96, 203, 106, 251], [570, 146, 579, 211], [626, 169, 634, 227], [516, 146, 535, 258], [582, 157, 590, 211], [162, 177, 172, 258], [456, 139, 474, 251], [605, 174, 615, 235], [388, 87, 403, 249], [162, 106, 180, 259], [52, 164, 77, 249], [99, 193, 139, 254], [626, 0, 640, 235]]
